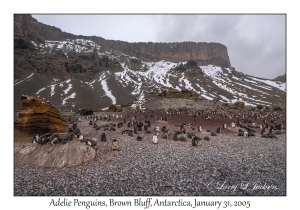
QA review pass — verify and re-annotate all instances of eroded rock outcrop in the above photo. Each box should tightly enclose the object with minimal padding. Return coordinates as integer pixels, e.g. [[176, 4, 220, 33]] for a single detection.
[[14, 95, 68, 133], [158, 88, 199, 100], [14, 140, 96, 168], [108, 104, 123, 112]]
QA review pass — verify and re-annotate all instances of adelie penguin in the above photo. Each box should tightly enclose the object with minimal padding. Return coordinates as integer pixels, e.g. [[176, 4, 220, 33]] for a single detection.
[[32, 133, 52, 144], [173, 133, 179, 141], [192, 136, 200, 146], [79, 139, 97, 148], [198, 125, 202, 132], [128, 130, 133, 137], [121, 130, 129, 134], [137, 136, 142, 141], [111, 139, 119, 151], [133, 126, 137, 134], [152, 135, 158, 144], [101, 133, 107, 142]]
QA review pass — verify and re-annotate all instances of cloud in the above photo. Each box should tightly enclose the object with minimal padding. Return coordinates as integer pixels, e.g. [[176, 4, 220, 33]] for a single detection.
[[33, 14, 286, 79], [153, 15, 286, 79]]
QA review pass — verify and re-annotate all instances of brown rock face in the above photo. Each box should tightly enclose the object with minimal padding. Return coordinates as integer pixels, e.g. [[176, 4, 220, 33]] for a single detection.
[[14, 14, 231, 68], [14, 95, 68, 134], [97, 40, 231, 67], [108, 104, 123, 112], [159, 88, 199, 100]]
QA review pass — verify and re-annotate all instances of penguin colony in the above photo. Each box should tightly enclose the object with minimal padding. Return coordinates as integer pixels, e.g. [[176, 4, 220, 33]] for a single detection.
[[33, 108, 285, 150]]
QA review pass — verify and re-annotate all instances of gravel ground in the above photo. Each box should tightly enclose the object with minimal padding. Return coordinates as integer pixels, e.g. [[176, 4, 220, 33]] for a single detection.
[[14, 114, 286, 196]]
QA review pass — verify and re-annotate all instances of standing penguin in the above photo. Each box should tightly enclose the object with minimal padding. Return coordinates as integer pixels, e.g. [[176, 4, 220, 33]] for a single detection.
[[133, 126, 137, 134], [128, 130, 133, 137], [152, 135, 158, 144], [192, 136, 200, 146], [198, 125, 202, 132], [173, 133, 179, 141], [101, 133, 107, 142], [111, 139, 119, 151]]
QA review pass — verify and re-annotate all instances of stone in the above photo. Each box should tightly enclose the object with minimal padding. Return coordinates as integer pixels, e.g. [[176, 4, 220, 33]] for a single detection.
[[108, 104, 122, 112], [14, 95, 68, 134]]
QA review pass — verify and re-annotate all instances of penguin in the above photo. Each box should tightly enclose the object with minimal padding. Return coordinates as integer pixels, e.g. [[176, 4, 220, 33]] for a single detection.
[[128, 130, 133, 137], [173, 133, 179, 141], [179, 136, 187, 141], [121, 130, 129, 134], [198, 125, 202, 132], [32, 133, 52, 144], [61, 132, 75, 144], [111, 139, 119, 151], [79, 139, 97, 148], [192, 136, 200, 146], [133, 126, 137, 134], [101, 133, 107, 142], [152, 135, 158, 144]]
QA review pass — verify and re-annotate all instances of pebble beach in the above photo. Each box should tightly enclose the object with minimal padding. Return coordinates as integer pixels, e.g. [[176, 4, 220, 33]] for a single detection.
[[14, 115, 286, 196]]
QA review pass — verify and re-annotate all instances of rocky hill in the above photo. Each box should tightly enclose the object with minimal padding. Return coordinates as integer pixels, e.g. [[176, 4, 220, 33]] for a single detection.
[[274, 73, 286, 82], [14, 14, 286, 114]]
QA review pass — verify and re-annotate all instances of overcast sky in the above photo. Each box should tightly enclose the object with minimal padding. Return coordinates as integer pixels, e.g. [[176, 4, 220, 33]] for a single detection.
[[32, 14, 286, 79]]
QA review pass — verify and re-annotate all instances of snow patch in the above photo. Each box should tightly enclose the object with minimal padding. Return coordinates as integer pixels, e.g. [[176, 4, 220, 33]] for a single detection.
[[63, 84, 72, 94], [62, 93, 76, 105], [14, 73, 34, 85], [101, 79, 116, 104]]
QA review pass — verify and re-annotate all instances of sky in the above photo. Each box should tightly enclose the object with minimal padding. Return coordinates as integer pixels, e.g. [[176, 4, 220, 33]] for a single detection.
[[32, 14, 286, 79]]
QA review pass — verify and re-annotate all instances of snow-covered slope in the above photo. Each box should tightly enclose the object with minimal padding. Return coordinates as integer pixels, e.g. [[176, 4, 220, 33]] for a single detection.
[[14, 38, 286, 112]]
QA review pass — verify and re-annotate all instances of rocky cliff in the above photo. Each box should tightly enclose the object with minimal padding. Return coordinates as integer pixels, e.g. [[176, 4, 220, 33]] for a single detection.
[[274, 73, 286, 82], [14, 95, 68, 134], [14, 14, 231, 69], [13, 15, 286, 113]]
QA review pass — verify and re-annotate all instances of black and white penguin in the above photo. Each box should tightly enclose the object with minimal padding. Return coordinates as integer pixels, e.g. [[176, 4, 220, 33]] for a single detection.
[[173, 133, 179, 141], [32, 133, 52, 144], [133, 126, 137, 134], [121, 130, 129, 134], [101, 133, 107, 141], [111, 139, 119, 151], [198, 125, 202, 132], [192, 136, 200, 146], [128, 130, 133, 137], [152, 134, 158, 144], [61, 132, 75, 144], [79, 139, 97, 148], [179, 136, 187, 141]]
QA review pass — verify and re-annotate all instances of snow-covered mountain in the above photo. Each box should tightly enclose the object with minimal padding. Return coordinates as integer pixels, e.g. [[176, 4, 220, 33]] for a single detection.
[[14, 15, 286, 113], [14, 39, 286, 112]]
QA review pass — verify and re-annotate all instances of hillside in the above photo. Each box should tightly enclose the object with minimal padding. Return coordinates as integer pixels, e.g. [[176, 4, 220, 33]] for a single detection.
[[14, 15, 286, 113]]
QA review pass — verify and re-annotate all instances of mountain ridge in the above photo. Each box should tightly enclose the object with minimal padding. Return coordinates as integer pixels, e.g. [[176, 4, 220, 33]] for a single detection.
[[14, 14, 286, 113]]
